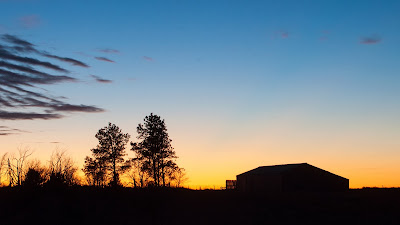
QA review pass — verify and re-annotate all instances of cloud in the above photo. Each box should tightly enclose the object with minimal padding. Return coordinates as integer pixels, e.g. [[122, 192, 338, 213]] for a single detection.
[[46, 104, 104, 113], [90, 75, 112, 83], [2, 34, 89, 67], [94, 56, 115, 63], [0, 110, 63, 120], [42, 53, 89, 67], [280, 31, 289, 39], [0, 67, 76, 85], [143, 56, 153, 61], [19, 15, 41, 29], [0, 125, 28, 135], [360, 36, 381, 44], [2, 34, 36, 51], [0, 34, 105, 123], [271, 31, 290, 40], [0, 48, 69, 72], [97, 48, 119, 54], [0, 60, 71, 79]]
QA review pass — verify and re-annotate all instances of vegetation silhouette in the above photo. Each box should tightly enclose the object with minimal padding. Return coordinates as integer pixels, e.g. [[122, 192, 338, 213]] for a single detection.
[[131, 113, 182, 187], [23, 168, 44, 188], [84, 122, 131, 187]]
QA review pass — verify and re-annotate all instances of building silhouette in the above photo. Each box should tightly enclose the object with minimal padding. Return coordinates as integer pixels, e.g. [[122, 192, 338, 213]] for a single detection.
[[236, 163, 349, 192]]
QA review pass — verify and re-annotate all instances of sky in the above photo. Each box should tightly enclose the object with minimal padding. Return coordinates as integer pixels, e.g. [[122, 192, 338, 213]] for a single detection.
[[0, 0, 399, 189]]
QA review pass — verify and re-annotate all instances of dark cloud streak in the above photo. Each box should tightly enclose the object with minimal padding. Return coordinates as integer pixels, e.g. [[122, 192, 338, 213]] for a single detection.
[[47, 104, 105, 113], [95, 56, 115, 63], [360, 36, 381, 44], [2, 34, 89, 68], [0, 110, 63, 120], [2, 34, 36, 50], [90, 75, 112, 83], [42, 53, 89, 68], [0, 48, 69, 73]]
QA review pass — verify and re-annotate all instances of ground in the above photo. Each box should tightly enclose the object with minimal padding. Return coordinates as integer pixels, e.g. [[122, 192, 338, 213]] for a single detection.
[[0, 187, 398, 225]]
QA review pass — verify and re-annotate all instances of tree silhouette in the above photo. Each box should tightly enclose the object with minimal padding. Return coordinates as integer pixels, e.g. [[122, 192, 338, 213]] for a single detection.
[[131, 113, 178, 187], [23, 159, 46, 187], [83, 156, 107, 186], [126, 159, 150, 188], [45, 151, 78, 187], [84, 123, 131, 187], [23, 168, 45, 187], [0, 153, 8, 186], [5, 148, 33, 187]]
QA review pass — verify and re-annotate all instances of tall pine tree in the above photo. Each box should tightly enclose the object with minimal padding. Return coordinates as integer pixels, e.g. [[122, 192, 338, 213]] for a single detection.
[[84, 123, 130, 186], [131, 113, 178, 187]]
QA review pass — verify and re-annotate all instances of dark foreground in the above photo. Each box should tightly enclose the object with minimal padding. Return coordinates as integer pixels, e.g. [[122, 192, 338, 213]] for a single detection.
[[0, 187, 399, 225]]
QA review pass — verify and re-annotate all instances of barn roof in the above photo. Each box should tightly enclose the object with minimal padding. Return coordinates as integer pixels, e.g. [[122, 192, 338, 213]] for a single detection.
[[237, 163, 348, 180], [237, 163, 306, 176]]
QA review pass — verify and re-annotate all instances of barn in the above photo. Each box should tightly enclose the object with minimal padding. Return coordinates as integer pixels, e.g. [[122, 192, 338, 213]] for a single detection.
[[236, 163, 349, 192]]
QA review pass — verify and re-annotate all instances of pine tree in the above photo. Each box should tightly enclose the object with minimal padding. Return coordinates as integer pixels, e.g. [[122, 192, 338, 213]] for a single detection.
[[84, 123, 130, 187], [131, 113, 178, 187]]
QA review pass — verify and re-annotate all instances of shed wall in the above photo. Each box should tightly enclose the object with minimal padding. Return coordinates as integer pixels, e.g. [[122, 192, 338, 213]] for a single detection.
[[282, 165, 349, 191], [237, 174, 282, 192]]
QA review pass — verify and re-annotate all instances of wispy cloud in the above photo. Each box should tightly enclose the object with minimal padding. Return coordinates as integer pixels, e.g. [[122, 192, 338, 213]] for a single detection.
[[0, 125, 27, 135], [360, 36, 382, 44], [319, 30, 330, 41], [97, 48, 119, 54], [0, 48, 69, 72], [46, 104, 104, 113], [95, 56, 115, 63], [2, 34, 89, 68], [280, 31, 289, 39], [0, 110, 63, 120], [19, 15, 41, 29], [42, 53, 89, 67], [143, 56, 153, 61], [0, 34, 105, 122], [271, 30, 290, 40], [90, 75, 112, 84]]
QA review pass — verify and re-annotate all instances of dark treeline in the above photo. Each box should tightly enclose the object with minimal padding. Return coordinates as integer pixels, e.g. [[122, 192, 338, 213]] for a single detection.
[[0, 113, 187, 188]]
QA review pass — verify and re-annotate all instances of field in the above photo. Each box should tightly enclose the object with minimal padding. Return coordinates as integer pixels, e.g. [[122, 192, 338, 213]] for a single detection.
[[0, 187, 399, 225]]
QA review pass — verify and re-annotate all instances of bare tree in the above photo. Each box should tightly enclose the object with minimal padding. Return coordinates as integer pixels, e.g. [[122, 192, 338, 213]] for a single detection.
[[46, 150, 78, 186], [125, 159, 150, 188], [172, 167, 188, 188], [83, 156, 107, 187], [5, 148, 33, 187], [0, 153, 8, 186]]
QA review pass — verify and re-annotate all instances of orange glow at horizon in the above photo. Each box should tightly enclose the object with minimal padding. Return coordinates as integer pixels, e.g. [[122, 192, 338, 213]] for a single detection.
[[1, 111, 399, 189]]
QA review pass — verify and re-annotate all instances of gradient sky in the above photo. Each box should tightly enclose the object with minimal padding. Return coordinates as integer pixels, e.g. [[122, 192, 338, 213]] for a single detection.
[[1, 0, 400, 188]]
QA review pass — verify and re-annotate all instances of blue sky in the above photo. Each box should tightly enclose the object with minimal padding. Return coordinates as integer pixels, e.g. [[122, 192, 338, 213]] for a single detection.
[[1, 0, 399, 188]]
